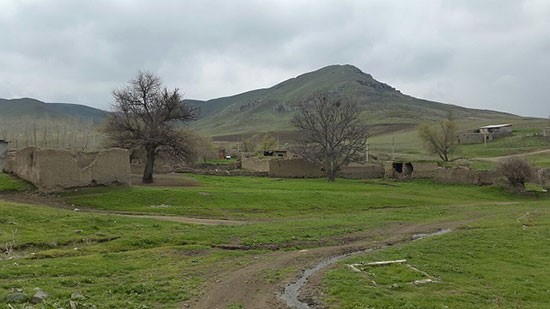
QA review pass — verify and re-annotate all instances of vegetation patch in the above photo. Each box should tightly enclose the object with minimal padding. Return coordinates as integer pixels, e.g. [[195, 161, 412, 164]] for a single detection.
[[0, 173, 31, 192]]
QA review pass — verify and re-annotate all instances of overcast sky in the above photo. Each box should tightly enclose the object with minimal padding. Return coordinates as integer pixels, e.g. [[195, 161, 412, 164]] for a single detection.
[[1, 0, 549, 117]]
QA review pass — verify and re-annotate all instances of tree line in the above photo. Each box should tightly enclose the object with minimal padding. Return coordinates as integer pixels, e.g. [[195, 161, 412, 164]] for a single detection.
[[0, 116, 103, 151]]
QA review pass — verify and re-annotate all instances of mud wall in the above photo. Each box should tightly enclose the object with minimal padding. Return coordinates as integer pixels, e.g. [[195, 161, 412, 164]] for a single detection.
[[241, 157, 271, 172], [457, 132, 496, 144], [268, 158, 324, 178], [0, 141, 8, 170], [431, 167, 504, 186], [410, 162, 439, 179], [4, 147, 130, 192], [339, 163, 385, 179], [539, 168, 550, 190]]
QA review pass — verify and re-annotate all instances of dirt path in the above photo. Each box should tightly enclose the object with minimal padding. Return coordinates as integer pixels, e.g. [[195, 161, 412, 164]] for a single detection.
[[475, 149, 550, 162], [0, 192, 247, 226], [189, 220, 473, 309]]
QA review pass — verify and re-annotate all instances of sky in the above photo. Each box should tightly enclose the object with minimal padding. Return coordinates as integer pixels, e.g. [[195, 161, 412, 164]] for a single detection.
[[0, 0, 549, 117]]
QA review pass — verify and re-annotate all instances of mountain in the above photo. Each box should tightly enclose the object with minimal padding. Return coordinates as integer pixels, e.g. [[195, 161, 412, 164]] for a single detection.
[[0, 98, 107, 123], [187, 64, 521, 136]]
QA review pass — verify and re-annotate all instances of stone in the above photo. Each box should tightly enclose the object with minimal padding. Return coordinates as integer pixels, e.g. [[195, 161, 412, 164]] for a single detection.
[[71, 292, 85, 300], [5, 291, 28, 303], [31, 288, 48, 304], [69, 300, 78, 309]]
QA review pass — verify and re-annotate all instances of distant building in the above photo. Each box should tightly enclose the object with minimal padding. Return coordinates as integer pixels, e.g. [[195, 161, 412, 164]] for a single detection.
[[478, 124, 513, 135], [457, 124, 513, 144], [263, 150, 287, 157]]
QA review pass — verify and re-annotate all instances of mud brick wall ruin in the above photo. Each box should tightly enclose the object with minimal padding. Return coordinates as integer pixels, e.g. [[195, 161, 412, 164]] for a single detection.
[[3, 147, 131, 192], [268, 158, 324, 178], [0, 140, 8, 170], [241, 157, 271, 173], [539, 169, 550, 191], [339, 163, 385, 179]]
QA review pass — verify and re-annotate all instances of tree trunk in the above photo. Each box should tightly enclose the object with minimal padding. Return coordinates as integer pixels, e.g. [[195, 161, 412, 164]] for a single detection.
[[143, 145, 156, 183], [326, 160, 336, 182]]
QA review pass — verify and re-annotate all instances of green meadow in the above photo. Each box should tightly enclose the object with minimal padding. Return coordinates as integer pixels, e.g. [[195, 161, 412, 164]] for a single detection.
[[1, 173, 549, 308]]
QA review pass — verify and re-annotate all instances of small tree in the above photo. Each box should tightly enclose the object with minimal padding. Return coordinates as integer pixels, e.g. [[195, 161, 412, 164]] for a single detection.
[[105, 71, 198, 183], [418, 113, 457, 162], [498, 156, 533, 191], [291, 93, 368, 182]]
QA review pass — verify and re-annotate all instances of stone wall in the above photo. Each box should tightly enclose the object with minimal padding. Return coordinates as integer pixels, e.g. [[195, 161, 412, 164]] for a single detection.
[[4, 147, 130, 192], [268, 158, 324, 178], [241, 157, 271, 172], [0, 140, 8, 170]]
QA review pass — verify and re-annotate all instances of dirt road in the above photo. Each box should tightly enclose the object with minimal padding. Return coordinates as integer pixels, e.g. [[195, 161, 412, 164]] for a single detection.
[[0, 192, 246, 226]]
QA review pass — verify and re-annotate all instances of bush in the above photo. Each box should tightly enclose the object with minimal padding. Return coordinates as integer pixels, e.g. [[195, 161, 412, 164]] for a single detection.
[[497, 157, 533, 190]]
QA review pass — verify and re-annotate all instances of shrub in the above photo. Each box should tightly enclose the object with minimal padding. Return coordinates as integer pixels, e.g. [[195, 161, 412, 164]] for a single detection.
[[497, 157, 533, 190]]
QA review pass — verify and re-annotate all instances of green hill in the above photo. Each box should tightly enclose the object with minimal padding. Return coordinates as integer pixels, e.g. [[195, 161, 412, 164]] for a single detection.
[[187, 64, 523, 136], [0, 98, 107, 123]]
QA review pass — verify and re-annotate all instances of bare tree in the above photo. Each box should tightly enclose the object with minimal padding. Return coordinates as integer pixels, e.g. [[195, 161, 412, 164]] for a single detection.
[[418, 113, 457, 162], [105, 71, 198, 183], [292, 93, 368, 182]]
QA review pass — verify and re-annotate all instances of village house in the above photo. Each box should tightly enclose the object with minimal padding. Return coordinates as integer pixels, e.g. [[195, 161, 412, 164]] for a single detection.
[[457, 124, 513, 144]]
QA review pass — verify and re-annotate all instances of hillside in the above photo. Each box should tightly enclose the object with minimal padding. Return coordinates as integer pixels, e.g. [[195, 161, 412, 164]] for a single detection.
[[187, 64, 522, 136], [0, 98, 107, 123]]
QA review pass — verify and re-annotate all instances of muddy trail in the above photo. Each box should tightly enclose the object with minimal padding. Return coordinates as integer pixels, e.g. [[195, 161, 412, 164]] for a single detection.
[[189, 220, 470, 309], [0, 192, 246, 226], [281, 229, 451, 309]]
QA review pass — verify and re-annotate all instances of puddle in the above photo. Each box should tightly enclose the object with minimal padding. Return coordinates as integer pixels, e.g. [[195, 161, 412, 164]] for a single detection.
[[281, 229, 452, 309], [411, 228, 451, 240]]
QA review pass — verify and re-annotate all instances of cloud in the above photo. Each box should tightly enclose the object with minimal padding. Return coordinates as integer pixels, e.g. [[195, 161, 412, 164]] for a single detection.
[[0, 0, 548, 117]]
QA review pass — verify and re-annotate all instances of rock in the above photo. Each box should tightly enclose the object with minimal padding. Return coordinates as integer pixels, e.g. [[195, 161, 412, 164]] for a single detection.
[[69, 300, 78, 309], [71, 292, 85, 300], [5, 292, 28, 303], [31, 288, 48, 304]]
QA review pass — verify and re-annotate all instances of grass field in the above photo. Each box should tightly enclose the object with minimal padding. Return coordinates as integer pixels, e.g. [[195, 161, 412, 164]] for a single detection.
[[325, 200, 550, 308], [1, 173, 549, 308]]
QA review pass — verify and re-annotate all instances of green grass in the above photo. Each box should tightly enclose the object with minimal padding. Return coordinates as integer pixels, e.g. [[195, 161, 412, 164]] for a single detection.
[[61, 175, 523, 220], [0, 173, 31, 192], [1, 174, 549, 307], [354, 263, 427, 286], [0, 202, 256, 307], [525, 152, 550, 168], [464, 160, 497, 171], [198, 158, 239, 165], [458, 132, 550, 158], [324, 200, 550, 308]]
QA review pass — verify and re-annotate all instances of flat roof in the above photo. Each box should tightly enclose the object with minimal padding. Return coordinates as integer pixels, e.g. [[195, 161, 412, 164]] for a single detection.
[[479, 124, 512, 129]]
